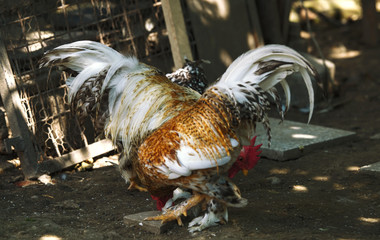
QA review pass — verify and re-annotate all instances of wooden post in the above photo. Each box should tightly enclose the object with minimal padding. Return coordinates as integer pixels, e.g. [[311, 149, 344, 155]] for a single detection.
[[246, 0, 264, 47], [279, 0, 292, 43], [0, 38, 38, 179], [255, 0, 284, 44], [361, 0, 378, 46], [161, 0, 193, 69]]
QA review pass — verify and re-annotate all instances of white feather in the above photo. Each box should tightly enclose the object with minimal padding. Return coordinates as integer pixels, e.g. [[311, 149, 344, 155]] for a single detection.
[[153, 135, 238, 180], [280, 80, 291, 112], [214, 44, 315, 122], [67, 62, 108, 103]]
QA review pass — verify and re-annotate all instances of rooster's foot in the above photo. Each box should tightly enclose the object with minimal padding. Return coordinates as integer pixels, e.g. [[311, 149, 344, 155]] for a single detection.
[[163, 188, 192, 211], [128, 181, 147, 192], [145, 192, 207, 226], [188, 199, 228, 232]]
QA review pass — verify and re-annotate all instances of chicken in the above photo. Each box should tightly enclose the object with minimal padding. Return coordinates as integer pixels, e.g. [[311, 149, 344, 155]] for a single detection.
[[40, 41, 316, 231], [134, 45, 316, 229]]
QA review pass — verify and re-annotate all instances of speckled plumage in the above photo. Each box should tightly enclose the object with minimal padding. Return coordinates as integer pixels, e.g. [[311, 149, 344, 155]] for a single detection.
[[40, 41, 316, 232], [166, 59, 208, 94]]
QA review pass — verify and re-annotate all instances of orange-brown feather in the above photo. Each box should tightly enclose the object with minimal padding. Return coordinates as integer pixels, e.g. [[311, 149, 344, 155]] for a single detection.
[[136, 89, 240, 197]]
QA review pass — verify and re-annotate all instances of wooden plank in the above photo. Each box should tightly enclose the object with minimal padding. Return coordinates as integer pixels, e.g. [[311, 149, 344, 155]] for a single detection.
[[0, 37, 38, 179], [124, 211, 175, 234], [161, 0, 193, 69], [37, 139, 116, 174]]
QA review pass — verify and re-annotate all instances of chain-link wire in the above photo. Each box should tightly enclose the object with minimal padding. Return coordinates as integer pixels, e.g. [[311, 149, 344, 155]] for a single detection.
[[0, 0, 175, 161]]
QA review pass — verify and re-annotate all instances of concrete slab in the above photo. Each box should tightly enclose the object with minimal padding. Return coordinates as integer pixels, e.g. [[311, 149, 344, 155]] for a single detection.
[[360, 162, 380, 175], [255, 118, 356, 161], [123, 211, 175, 234]]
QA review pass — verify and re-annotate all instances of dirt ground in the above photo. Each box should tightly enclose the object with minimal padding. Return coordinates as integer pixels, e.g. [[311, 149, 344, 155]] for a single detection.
[[1, 19, 380, 240]]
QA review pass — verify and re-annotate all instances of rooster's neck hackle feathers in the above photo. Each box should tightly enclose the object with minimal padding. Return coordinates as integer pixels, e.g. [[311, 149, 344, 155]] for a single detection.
[[105, 72, 199, 160]]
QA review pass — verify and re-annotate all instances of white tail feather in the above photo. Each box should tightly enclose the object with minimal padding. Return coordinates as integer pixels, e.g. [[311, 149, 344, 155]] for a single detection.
[[215, 44, 316, 123], [40, 41, 125, 71]]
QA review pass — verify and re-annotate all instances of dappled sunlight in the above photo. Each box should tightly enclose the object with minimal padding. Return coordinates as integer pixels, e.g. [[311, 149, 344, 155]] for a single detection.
[[292, 185, 309, 192], [266, 163, 367, 193], [288, 125, 317, 139], [346, 166, 360, 172], [356, 193, 376, 201], [313, 176, 330, 181], [333, 183, 346, 190], [209, 0, 230, 19], [329, 46, 361, 59], [187, 0, 230, 25], [39, 235, 62, 240], [17, 31, 54, 53], [269, 168, 290, 175], [291, 133, 317, 139], [219, 49, 233, 66], [358, 217, 380, 224], [295, 0, 361, 22], [294, 169, 309, 175], [289, 0, 364, 62], [246, 32, 257, 49]]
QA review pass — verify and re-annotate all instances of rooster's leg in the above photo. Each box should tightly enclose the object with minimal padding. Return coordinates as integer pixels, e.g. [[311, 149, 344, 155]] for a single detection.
[[127, 180, 148, 192], [188, 199, 228, 232], [145, 192, 207, 226], [162, 188, 192, 211]]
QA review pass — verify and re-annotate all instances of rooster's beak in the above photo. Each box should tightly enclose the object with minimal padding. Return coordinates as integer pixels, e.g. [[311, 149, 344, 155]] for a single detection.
[[242, 169, 248, 176]]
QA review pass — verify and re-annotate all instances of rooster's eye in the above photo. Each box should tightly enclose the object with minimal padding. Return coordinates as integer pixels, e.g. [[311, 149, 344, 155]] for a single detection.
[[238, 156, 243, 161]]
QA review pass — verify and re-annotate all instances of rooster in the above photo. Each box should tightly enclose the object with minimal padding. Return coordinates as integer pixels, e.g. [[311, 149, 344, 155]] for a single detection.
[[40, 41, 315, 232]]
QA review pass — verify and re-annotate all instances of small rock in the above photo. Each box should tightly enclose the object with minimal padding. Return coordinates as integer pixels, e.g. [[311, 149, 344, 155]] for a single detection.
[[77, 160, 94, 171], [60, 173, 68, 181], [38, 174, 55, 185], [93, 156, 118, 169], [267, 176, 281, 185]]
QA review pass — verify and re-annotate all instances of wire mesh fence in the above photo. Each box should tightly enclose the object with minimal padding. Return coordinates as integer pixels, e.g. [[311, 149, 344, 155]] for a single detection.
[[0, 0, 175, 162]]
